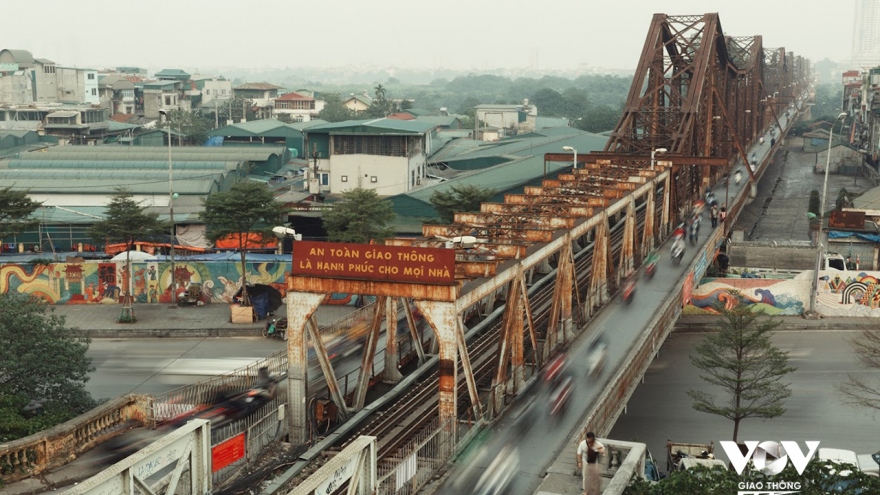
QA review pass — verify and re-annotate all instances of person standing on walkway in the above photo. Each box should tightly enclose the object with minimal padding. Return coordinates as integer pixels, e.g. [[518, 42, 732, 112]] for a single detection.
[[710, 204, 718, 228], [577, 431, 606, 495]]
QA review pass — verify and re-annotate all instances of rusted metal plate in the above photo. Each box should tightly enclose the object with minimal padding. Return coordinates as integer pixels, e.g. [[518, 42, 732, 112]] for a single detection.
[[287, 276, 457, 301], [292, 241, 455, 286], [422, 224, 556, 242], [829, 210, 865, 229], [506, 193, 611, 207], [456, 261, 498, 278], [386, 238, 528, 259]]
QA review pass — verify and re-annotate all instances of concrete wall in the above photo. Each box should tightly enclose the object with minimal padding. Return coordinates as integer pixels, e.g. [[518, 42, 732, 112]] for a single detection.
[[0, 73, 33, 104], [728, 242, 817, 270], [329, 154, 409, 195]]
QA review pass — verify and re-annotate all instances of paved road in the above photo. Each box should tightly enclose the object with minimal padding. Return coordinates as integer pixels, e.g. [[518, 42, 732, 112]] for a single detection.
[[609, 330, 880, 469]]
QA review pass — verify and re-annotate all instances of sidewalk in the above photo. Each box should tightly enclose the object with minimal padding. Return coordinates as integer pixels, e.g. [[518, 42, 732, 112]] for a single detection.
[[48, 302, 357, 338], [675, 313, 877, 332]]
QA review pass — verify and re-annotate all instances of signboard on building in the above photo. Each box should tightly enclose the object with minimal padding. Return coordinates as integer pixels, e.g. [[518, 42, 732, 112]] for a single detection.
[[292, 241, 455, 285], [0, 63, 19, 71]]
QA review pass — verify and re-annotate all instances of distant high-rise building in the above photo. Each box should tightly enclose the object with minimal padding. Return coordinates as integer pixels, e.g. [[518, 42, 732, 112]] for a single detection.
[[852, 0, 880, 67]]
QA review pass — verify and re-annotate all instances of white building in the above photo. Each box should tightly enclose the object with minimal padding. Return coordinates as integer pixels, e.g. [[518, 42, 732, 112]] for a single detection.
[[273, 91, 324, 122], [474, 99, 538, 137], [0, 49, 99, 105]]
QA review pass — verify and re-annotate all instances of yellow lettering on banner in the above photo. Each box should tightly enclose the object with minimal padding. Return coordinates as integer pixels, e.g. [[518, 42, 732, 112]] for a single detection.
[[299, 260, 312, 269], [309, 247, 324, 256]]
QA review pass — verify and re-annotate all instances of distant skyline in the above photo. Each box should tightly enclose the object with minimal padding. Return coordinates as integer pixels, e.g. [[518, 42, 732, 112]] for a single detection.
[[5, 0, 856, 74]]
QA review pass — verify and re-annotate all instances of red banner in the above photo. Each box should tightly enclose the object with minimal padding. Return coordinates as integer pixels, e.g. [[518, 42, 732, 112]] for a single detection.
[[211, 433, 245, 472], [292, 241, 455, 285]]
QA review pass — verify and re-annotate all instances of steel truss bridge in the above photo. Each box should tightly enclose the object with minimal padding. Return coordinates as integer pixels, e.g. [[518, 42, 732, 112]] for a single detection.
[[1, 13, 810, 495]]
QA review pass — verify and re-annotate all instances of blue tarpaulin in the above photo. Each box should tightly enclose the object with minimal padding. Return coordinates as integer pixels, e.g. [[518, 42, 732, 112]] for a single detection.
[[828, 230, 880, 243]]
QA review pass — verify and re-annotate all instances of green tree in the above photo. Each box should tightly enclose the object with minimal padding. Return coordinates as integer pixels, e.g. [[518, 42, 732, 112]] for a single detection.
[[429, 184, 497, 224], [0, 292, 96, 439], [157, 109, 214, 145], [323, 188, 395, 243], [365, 83, 393, 118], [0, 185, 41, 241], [201, 182, 283, 305], [687, 292, 795, 442], [319, 93, 356, 122], [575, 104, 622, 133], [88, 188, 165, 321], [530, 88, 568, 117]]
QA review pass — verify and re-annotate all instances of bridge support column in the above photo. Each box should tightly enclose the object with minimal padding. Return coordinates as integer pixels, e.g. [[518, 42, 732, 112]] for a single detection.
[[548, 235, 574, 348], [661, 174, 672, 237], [415, 301, 458, 449], [383, 297, 403, 383], [353, 296, 386, 409], [643, 184, 657, 254], [589, 213, 611, 314], [620, 196, 637, 275], [287, 292, 324, 446]]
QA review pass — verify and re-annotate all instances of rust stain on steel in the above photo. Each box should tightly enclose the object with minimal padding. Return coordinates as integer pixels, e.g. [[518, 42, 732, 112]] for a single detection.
[[288, 277, 457, 302], [505, 193, 611, 207], [422, 225, 556, 243], [456, 262, 498, 278], [385, 238, 527, 259], [292, 241, 455, 286]]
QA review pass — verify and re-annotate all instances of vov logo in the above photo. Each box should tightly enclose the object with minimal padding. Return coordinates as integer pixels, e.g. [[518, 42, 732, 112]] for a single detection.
[[719, 440, 820, 475]]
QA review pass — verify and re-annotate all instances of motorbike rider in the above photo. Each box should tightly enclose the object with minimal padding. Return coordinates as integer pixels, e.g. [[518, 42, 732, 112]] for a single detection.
[[646, 250, 659, 269], [253, 367, 277, 400], [671, 237, 685, 261], [734, 169, 743, 185]]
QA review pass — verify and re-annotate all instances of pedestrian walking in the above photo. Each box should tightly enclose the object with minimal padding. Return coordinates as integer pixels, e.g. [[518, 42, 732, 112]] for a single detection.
[[719, 206, 727, 225], [710, 205, 718, 228], [689, 219, 698, 245], [576, 431, 606, 495]]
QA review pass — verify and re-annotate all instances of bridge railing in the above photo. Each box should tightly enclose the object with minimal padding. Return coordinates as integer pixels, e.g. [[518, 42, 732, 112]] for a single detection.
[[0, 394, 149, 485]]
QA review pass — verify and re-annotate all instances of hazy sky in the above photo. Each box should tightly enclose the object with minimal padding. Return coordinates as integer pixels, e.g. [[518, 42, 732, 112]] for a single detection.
[[5, 0, 855, 73]]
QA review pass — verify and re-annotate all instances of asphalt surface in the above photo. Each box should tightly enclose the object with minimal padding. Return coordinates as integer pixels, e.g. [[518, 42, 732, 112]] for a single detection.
[[609, 330, 880, 470]]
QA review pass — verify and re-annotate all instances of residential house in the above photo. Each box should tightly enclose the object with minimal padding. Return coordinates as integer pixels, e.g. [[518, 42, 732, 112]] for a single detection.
[[303, 118, 438, 196], [0, 49, 98, 105], [192, 75, 232, 105], [97, 74, 136, 116], [0, 104, 108, 144], [342, 93, 372, 113], [273, 92, 324, 122], [234, 83, 283, 120], [474, 99, 538, 137], [142, 80, 191, 118]]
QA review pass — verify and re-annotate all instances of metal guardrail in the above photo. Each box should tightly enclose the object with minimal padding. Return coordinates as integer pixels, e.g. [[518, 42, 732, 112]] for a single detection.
[[0, 394, 150, 484]]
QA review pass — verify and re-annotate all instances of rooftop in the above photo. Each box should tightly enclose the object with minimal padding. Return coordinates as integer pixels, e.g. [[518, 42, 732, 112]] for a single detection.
[[276, 92, 314, 101], [306, 117, 438, 135], [235, 82, 283, 91]]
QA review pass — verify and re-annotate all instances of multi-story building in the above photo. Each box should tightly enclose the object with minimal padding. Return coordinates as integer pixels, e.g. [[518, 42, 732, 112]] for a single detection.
[[342, 92, 372, 113], [0, 105, 108, 144], [273, 92, 324, 122], [192, 75, 232, 104], [474, 99, 538, 138], [234, 83, 283, 120], [853, 0, 880, 68], [0, 49, 98, 105], [98, 75, 136, 116], [303, 118, 438, 196]]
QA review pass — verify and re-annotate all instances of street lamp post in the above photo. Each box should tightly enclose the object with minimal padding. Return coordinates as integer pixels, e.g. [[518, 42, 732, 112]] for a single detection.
[[562, 145, 578, 170], [810, 111, 847, 314], [160, 110, 177, 304], [650, 147, 667, 170]]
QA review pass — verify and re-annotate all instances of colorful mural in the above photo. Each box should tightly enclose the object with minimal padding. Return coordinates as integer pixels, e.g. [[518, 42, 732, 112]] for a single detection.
[[816, 270, 880, 317], [0, 261, 290, 305], [684, 274, 810, 316]]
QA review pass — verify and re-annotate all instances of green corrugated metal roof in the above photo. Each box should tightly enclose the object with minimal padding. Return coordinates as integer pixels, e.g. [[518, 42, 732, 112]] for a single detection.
[[307, 118, 437, 135], [2, 177, 217, 195], [414, 116, 462, 127], [106, 121, 141, 131], [388, 195, 438, 219], [0, 168, 227, 181], [24, 146, 286, 162], [207, 119, 305, 138], [534, 116, 570, 129], [3, 160, 240, 171]]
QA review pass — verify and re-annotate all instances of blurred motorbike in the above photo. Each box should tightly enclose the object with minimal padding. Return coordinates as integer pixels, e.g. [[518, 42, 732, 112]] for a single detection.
[[622, 278, 636, 304], [587, 335, 609, 378]]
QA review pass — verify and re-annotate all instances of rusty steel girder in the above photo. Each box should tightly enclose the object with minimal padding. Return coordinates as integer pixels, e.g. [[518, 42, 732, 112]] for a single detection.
[[385, 238, 528, 259], [481, 202, 595, 218], [422, 224, 556, 243], [454, 212, 577, 230], [580, 153, 729, 167], [506, 193, 612, 208]]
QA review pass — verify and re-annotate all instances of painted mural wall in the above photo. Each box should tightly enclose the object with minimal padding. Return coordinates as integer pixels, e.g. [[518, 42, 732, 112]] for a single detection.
[[816, 270, 880, 316], [684, 272, 811, 316], [0, 261, 290, 305], [685, 270, 880, 317]]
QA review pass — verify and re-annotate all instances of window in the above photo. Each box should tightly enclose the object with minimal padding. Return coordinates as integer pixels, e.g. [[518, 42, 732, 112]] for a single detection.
[[370, 176, 377, 183], [91, 88, 97, 95], [341, 175, 348, 182], [164, 96, 171, 106], [87, 73, 95, 80]]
